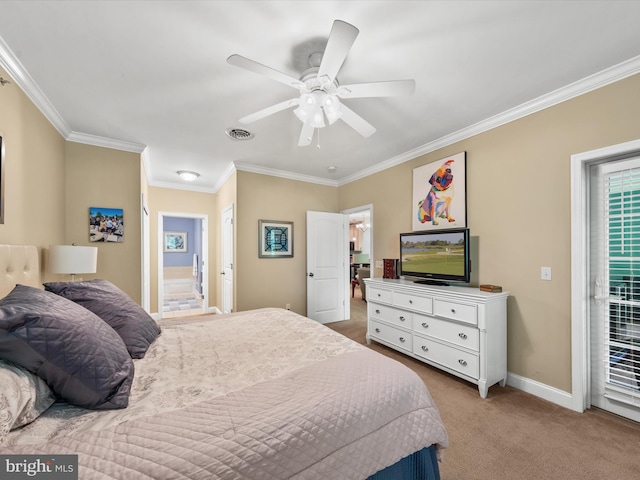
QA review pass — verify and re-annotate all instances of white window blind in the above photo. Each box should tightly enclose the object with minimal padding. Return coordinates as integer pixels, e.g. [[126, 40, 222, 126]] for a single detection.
[[600, 162, 640, 406]]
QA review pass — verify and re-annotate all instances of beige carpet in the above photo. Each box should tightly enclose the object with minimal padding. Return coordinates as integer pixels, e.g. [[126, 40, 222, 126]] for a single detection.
[[327, 292, 640, 480]]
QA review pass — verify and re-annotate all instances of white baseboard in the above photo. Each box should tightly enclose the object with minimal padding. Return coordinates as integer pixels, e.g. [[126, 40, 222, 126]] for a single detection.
[[507, 371, 577, 411]]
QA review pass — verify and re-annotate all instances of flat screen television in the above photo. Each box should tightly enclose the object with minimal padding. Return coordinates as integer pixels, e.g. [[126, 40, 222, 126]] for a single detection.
[[399, 228, 470, 285]]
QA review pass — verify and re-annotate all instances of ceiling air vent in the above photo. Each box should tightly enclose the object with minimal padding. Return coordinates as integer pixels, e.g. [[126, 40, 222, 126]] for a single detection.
[[225, 128, 254, 141]]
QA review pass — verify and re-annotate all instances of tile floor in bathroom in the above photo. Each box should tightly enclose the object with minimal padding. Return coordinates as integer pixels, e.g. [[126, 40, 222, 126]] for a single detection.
[[162, 295, 203, 318]]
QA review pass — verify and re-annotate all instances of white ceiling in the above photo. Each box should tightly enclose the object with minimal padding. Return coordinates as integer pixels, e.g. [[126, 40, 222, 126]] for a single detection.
[[1, 1, 639, 192]]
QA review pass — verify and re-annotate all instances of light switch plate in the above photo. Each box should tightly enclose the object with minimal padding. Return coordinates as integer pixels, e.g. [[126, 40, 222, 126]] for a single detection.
[[375, 260, 383, 268], [541, 267, 552, 281]]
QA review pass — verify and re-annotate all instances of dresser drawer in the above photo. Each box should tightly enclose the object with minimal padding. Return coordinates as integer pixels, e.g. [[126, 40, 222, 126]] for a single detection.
[[413, 336, 479, 379], [369, 304, 412, 329], [394, 291, 433, 313], [433, 298, 477, 325], [368, 287, 392, 304], [413, 313, 479, 351], [369, 319, 412, 353]]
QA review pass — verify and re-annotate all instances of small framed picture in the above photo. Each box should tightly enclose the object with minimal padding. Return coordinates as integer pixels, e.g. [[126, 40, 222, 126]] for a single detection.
[[89, 207, 124, 242], [164, 231, 187, 252], [259, 220, 293, 258]]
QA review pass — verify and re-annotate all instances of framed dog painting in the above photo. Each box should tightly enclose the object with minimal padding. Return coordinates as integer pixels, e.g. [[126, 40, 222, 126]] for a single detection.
[[412, 151, 467, 231]]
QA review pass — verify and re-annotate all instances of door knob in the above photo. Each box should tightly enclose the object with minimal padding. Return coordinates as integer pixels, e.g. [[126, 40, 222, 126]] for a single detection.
[[308, 272, 314, 277]]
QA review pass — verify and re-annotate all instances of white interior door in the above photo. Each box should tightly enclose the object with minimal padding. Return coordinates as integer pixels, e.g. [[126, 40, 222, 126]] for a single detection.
[[306, 211, 349, 323], [221, 204, 234, 314], [589, 156, 640, 422], [141, 194, 150, 313]]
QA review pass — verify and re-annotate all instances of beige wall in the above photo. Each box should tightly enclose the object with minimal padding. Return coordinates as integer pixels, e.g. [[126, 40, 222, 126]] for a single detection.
[[339, 73, 640, 393], [236, 171, 338, 314], [64, 142, 142, 300], [148, 186, 218, 314], [0, 66, 66, 277]]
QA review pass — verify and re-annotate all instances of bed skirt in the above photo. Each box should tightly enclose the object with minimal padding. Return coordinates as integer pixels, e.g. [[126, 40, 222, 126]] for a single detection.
[[368, 446, 440, 480]]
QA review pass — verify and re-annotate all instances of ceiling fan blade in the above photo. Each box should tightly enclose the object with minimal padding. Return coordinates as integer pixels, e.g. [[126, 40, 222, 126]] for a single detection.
[[337, 79, 416, 99], [227, 54, 304, 89], [298, 122, 314, 146], [339, 103, 376, 138], [317, 20, 359, 84], [239, 98, 300, 124]]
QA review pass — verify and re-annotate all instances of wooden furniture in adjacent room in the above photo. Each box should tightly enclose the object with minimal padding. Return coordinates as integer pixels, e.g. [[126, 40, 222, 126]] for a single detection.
[[364, 278, 508, 398]]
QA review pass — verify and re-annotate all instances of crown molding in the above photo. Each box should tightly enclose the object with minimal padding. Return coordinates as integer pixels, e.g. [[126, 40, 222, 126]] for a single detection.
[[148, 179, 218, 194], [211, 161, 238, 193], [338, 54, 640, 186], [0, 35, 71, 137], [66, 131, 146, 153], [234, 162, 338, 187]]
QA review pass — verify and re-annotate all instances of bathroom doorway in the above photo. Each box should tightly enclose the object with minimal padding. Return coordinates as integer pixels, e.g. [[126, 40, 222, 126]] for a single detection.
[[157, 212, 209, 318]]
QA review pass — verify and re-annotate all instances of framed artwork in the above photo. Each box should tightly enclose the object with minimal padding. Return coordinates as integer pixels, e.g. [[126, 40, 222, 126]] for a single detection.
[[164, 231, 187, 252], [89, 207, 124, 242], [0, 133, 4, 224], [259, 220, 293, 258], [412, 151, 467, 231]]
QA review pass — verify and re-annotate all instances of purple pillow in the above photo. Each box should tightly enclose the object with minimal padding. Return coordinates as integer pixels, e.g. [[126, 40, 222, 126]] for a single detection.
[[0, 285, 134, 410], [44, 279, 161, 359]]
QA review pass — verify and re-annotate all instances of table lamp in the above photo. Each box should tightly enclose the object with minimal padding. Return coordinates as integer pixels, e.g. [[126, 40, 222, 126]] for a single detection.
[[48, 245, 98, 282]]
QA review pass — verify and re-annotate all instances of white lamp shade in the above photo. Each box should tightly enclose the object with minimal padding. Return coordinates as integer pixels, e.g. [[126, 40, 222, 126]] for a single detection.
[[48, 245, 98, 274]]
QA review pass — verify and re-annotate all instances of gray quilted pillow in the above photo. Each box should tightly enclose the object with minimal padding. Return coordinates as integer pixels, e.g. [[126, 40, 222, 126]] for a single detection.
[[0, 285, 134, 410], [44, 279, 161, 359]]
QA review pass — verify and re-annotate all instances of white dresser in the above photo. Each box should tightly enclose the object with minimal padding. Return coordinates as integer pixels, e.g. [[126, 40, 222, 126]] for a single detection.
[[364, 278, 508, 398]]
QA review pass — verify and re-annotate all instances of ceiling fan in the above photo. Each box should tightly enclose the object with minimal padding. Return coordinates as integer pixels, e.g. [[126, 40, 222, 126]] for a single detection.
[[227, 20, 416, 147]]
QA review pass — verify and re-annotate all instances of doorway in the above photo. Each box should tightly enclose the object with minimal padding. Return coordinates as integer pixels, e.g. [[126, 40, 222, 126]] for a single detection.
[[588, 156, 640, 421], [157, 212, 209, 319], [345, 205, 373, 306], [571, 138, 640, 419]]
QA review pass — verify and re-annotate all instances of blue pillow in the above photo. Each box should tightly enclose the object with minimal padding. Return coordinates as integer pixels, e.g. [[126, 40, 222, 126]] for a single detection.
[[44, 279, 161, 359], [0, 285, 134, 410]]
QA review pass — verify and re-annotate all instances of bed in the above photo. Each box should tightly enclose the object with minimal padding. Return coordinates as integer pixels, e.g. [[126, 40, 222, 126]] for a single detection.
[[0, 244, 448, 479]]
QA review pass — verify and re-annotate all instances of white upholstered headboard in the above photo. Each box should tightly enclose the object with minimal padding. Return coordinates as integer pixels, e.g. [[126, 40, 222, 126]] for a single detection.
[[0, 244, 41, 299]]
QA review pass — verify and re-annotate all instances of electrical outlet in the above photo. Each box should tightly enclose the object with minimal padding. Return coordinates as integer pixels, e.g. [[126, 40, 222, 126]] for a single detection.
[[375, 260, 383, 268], [285, 303, 291, 310], [541, 267, 552, 281]]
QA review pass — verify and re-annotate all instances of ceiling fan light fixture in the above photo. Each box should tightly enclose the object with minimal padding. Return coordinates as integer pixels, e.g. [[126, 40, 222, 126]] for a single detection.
[[293, 106, 309, 123], [323, 94, 342, 125], [177, 170, 199, 182], [310, 109, 325, 129], [294, 91, 340, 128]]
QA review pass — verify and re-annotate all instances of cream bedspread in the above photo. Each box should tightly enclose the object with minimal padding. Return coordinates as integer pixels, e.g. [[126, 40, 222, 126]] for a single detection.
[[2, 308, 448, 479]]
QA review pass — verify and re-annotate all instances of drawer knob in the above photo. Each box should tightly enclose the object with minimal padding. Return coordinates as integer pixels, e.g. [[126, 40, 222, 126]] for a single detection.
[[421, 345, 429, 352], [375, 309, 381, 314], [458, 359, 467, 367], [375, 328, 381, 333], [458, 333, 468, 340], [377, 293, 381, 297], [399, 316, 406, 321], [399, 337, 406, 343], [409, 299, 413, 304], [421, 322, 429, 329], [451, 308, 456, 314]]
